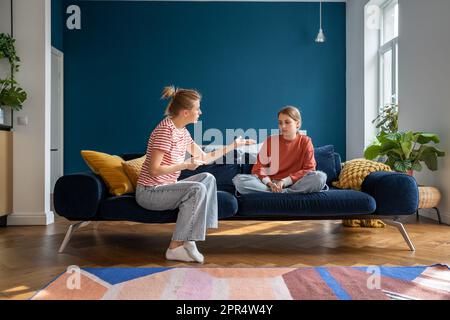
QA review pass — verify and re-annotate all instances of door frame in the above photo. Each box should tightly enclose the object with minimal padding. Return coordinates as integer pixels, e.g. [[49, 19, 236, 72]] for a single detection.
[[51, 46, 64, 190]]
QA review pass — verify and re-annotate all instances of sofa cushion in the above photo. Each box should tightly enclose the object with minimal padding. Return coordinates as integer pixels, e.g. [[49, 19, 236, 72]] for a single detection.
[[333, 152, 342, 177], [235, 189, 376, 218], [122, 156, 146, 188], [333, 158, 392, 190], [81, 150, 134, 196], [314, 145, 338, 184], [179, 164, 241, 193], [98, 190, 238, 222]]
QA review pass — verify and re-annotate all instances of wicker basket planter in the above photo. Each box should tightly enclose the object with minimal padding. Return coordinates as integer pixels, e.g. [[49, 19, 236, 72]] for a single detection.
[[417, 186, 442, 224]]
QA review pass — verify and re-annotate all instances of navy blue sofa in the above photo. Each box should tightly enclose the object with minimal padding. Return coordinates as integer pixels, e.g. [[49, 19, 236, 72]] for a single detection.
[[54, 146, 419, 253]]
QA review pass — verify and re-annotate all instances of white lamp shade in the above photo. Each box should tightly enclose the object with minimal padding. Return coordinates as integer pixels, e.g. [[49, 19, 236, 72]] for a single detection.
[[315, 28, 326, 43]]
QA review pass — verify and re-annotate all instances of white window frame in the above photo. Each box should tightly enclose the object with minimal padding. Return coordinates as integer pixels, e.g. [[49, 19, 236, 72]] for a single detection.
[[378, 0, 399, 113]]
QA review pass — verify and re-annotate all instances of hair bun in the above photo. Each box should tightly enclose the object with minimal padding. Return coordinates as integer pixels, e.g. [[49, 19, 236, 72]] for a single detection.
[[161, 85, 177, 99]]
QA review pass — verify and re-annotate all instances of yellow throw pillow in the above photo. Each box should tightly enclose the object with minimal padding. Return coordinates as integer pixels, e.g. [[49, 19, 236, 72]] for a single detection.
[[342, 219, 386, 228], [332, 158, 392, 191], [333, 158, 392, 229], [122, 156, 146, 188], [81, 150, 134, 196]]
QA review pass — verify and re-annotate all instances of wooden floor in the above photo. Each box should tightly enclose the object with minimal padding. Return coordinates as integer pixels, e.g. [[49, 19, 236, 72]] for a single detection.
[[1, 214, 449, 300]]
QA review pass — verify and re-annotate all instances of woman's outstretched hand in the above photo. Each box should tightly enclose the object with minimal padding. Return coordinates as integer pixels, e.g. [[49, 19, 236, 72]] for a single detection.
[[234, 136, 257, 148]]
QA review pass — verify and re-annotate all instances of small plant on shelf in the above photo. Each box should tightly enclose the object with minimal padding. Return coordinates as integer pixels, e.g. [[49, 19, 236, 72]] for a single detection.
[[0, 33, 27, 126]]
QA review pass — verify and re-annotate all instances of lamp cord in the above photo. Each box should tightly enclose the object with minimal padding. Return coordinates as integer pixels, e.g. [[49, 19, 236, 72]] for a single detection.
[[320, 1, 322, 30]]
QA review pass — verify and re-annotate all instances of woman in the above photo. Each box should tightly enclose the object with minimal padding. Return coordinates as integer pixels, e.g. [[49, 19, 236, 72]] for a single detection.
[[136, 85, 254, 263], [233, 106, 327, 194]]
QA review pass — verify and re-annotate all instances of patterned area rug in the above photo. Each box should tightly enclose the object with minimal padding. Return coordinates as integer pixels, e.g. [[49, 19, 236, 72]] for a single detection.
[[32, 265, 450, 300]]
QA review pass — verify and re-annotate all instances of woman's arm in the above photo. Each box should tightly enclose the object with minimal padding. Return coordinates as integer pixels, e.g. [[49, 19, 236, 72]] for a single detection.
[[202, 142, 236, 164], [189, 137, 255, 164], [188, 142, 207, 161], [148, 149, 202, 176]]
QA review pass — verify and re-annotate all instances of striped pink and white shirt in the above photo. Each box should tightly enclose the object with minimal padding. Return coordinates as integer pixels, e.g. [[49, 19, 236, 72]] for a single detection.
[[137, 117, 193, 187]]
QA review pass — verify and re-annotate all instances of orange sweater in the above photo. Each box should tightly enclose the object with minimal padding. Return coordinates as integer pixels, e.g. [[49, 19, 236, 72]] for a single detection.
[[251, 134, 316, 184]]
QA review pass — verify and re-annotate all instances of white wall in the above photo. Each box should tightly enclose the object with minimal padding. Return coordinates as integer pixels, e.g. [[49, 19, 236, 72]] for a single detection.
[[0, 1, 10, 33], [398, 0, 450, 223], [5, 0, 54, 225], [346, 0, 368, 160]]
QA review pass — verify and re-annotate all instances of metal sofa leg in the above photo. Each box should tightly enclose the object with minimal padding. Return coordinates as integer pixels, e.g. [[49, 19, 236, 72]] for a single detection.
[[58, 221, 91, 253], [433, 207, 442, 225], [383, 219, 415, 252]]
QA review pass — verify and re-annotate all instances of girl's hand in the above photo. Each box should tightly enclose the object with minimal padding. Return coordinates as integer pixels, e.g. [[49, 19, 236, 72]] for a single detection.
[[234, 136, 257, 148], [268, 181, 283, 193], [183, 157, 206, 171], [275, 180, 284, 190]]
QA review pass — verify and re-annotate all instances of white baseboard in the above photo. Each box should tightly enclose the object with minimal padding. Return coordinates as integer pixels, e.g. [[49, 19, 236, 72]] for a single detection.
[[418, 208, 450, 225], [7, 211, 55, 226]]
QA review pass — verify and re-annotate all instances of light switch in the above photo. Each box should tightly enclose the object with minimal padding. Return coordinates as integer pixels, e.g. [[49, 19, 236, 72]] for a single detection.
[[17, 116, 28, 126]]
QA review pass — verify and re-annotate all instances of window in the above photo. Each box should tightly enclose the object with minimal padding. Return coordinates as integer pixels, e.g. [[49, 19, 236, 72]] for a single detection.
[[379, 0, 399, 113]]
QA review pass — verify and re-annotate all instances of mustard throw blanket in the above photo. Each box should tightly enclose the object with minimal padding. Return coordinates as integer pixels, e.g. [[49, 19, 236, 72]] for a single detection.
[[332, 158, 392, 228]]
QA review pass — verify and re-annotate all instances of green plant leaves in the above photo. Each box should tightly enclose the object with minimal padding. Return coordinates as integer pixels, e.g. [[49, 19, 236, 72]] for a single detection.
[[415, 132, 440, 144], [400, 132, 414, 159], [422, 153, 438, 171], [393, 160, 412, 173], [0, 85, 27, 111], [364, 129, 445, 173], [418, 146, 446, 171], [0, 33, 20, 69], [364, 145, 382, 160], [0, 33, 27, 111], [380, 141, 398, 153], [373, 103, 398, 133], [412, 162, 422, 172]]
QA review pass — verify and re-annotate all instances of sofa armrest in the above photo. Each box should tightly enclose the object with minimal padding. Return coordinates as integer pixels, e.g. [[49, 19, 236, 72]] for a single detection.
[[53, 172, 107, 220], [361, 171, 419, 215]]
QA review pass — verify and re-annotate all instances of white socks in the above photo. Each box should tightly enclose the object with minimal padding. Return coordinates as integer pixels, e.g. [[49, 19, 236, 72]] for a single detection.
[[165, 241, 204, 263], [183, 241, 205, 264]]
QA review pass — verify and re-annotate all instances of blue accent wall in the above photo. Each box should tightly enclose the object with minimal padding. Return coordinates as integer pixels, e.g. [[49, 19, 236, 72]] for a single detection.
[[62, 1, 346, 173], [52, 0, 64, 51]]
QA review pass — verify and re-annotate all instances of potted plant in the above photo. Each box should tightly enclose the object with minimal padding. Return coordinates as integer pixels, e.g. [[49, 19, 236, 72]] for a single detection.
[[365, 103, 445, 175], [365, 129, 445, 175], [0, 33, 27, 127], [363, 104, 446, 225], [372, 103, 398, 134]]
